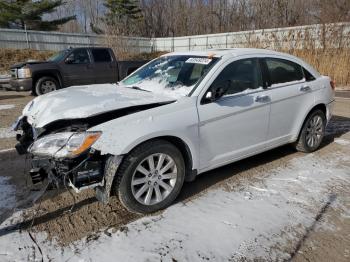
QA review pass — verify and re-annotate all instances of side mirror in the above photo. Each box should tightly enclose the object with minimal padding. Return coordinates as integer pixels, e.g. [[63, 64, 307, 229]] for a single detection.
[[65, 56, 74, 64], [204, 80, 230, 103]]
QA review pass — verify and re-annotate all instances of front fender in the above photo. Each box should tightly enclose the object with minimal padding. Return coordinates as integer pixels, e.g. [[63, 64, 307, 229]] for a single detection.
[[89, 97, 200, 169]]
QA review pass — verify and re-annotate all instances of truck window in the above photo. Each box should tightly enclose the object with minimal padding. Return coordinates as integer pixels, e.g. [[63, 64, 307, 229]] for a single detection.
[[91, 49, 112, 62], [66, 49, 90, 64]]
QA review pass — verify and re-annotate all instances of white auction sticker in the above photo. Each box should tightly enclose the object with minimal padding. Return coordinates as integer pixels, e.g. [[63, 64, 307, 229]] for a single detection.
[[185, 57, 212, 65]]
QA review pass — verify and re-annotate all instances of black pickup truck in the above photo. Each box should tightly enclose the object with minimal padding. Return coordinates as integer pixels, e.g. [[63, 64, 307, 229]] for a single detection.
[[9, 47, 148, 95]]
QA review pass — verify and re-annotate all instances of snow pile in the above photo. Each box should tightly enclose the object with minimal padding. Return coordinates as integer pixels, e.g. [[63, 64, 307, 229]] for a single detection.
[[0, 104, 15, 110]]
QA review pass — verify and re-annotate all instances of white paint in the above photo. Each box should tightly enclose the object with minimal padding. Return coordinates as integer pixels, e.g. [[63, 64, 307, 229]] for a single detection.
[[0, 104, 15, 110], [0, 149, 349, 261]]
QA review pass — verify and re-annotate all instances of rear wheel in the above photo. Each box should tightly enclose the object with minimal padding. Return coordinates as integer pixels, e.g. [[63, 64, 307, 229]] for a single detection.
[[35, 76, 59, 95], [295, 110, 326, 152], [111, 140, 185, 214]]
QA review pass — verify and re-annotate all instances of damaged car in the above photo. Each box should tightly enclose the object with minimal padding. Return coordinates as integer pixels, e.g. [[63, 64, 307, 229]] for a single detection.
[[14, 48, 335, 213]]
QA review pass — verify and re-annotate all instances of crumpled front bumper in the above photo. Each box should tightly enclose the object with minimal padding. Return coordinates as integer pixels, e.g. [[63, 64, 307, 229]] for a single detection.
[[14, 117, 120, 204]]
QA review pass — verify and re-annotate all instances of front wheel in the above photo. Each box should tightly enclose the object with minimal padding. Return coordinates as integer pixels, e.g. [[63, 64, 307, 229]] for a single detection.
[[111, 140, 185, 214], [295, 110, 326, 153], [35, 76, 59, 95]]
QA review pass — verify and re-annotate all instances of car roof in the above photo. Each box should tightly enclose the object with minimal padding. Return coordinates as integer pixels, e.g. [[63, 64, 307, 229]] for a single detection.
[[162, 48, 320, 77], [163, 48, 287, 58]]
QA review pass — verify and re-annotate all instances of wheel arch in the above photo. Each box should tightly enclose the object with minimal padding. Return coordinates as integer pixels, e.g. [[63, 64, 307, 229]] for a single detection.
[[122, 135, 197, 182], [296, 103, 326, 140], [32, 70, 63, 92]]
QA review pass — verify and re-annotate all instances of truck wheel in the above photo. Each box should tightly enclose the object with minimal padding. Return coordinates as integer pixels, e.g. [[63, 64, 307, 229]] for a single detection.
[[112, 139, 185, 214], [35, 76, 59, 95], [295, 109, 326, 153]]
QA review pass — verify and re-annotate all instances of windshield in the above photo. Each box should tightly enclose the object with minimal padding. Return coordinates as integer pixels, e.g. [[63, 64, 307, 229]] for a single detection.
[[47, 50, 69, 62], [121, 55, 218, 98]]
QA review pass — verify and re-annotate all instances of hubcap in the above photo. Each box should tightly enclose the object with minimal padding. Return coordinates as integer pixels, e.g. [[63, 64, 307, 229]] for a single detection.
[[306, 115, 324, 148], [131, 153, 177, 206], [41, 80, 56, 94]]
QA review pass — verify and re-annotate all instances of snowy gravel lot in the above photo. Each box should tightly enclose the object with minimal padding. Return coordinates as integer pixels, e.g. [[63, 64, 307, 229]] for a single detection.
[[0, 91, 349, 261]]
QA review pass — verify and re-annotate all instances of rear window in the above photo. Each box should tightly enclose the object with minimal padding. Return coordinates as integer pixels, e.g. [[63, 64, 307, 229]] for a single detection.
[[265, 58, 303, 85], [91, 49, 112, 62]]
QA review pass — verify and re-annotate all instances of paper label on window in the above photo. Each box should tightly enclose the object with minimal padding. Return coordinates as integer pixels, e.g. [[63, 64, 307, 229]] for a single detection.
[[185, 57, 212, 65]]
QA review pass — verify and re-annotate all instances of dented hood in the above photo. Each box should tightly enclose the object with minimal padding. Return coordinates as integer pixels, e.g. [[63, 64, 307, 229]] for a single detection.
[[22, 84, 176, 128]]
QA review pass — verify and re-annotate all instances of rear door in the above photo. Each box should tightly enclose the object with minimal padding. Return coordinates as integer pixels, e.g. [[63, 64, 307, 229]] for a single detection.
[[197, 57, 271, 170], [60, 48, 94, 86], [90, 48, 117, 84], [262, 57, 314, 144]]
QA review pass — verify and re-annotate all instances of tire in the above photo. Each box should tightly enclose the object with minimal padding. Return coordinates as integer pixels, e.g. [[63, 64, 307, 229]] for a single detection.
[[35, 76, 59, 95], [295, 109, 326, 153], [111, 139, 185, 214]]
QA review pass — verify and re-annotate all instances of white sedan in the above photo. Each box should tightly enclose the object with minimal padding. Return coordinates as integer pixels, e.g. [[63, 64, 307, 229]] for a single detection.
[[15, 48, 335, 213]]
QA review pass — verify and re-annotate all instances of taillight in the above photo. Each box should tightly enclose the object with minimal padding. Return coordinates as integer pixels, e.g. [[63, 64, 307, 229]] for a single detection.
[[330, 80, 336, 90]]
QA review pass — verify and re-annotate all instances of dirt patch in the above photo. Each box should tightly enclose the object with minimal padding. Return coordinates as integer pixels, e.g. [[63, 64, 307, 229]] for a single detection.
[[292, 179, 350, 262], [23, 189, 140, 245]]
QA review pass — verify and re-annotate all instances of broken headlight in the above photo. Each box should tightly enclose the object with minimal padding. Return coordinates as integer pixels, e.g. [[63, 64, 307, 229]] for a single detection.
[[29, 131, 101, 158]]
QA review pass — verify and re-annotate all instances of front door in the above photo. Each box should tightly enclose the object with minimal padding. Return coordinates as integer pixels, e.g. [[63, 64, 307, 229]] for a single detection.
[[60, 48, 94, 87], [197, 58, 271, 170]]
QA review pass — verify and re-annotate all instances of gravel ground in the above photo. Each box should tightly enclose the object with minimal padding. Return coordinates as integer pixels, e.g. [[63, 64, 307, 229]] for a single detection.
[[0, 90, 349, 261]]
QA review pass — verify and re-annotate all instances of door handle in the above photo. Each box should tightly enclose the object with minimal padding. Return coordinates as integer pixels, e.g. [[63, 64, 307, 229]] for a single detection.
[[300, 85, 311, 92], [255, 95, 270, 102]]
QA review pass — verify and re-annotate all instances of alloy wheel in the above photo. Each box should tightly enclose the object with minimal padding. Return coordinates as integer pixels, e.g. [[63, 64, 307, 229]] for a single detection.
[[40, 80, 56, 94], [305, 115, 324, 148], [131, 153, 178, 205]]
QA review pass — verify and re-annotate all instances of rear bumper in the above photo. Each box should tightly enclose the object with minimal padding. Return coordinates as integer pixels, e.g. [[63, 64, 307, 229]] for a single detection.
[[9, 78, 32, 91]]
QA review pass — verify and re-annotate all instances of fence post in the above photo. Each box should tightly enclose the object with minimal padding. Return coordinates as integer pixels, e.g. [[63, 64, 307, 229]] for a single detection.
[[226, 34, 228, 48], [24, 24, 30, 49], [206, 36, 208, 49], [188, 37, 191, 51]]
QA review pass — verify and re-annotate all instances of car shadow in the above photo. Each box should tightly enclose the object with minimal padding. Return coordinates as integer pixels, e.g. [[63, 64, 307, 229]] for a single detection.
[[0, 115, 349, 238]]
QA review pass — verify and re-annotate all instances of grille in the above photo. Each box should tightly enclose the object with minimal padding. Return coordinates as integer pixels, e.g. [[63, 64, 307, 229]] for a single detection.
[[10, 68, 17, 79]]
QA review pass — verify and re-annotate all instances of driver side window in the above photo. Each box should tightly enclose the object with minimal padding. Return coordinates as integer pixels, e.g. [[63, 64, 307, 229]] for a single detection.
[[66, 49, 90, 64], [211, 58, 263, 97]]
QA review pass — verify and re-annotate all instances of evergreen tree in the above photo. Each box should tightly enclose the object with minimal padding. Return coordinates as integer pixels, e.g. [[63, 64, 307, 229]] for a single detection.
[[0, 0, 75, 31], [104, 0, 142, 25]]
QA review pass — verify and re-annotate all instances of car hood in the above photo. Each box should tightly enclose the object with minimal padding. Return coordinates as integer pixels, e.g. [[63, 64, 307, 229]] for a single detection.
[[22, 84, 176, 128], [10, 60, 51, 69]]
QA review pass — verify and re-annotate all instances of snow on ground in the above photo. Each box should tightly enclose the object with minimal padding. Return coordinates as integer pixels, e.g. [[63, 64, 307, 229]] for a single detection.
[[0, 176, 16, 211], [334, 138, 350, 146], [0, 176, 16, 224], [0, 149, 349, 262], [0, 128, 17, 139], [0, 104, 15, 110]]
